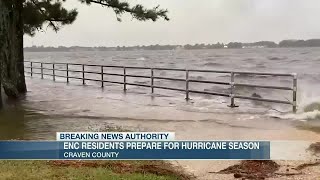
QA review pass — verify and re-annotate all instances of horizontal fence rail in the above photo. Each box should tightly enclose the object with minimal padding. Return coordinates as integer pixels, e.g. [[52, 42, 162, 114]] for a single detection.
[[23, 61, 298, 112]]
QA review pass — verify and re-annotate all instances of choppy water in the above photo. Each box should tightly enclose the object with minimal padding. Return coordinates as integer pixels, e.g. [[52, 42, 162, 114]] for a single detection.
[[1, 48, 320, 140]]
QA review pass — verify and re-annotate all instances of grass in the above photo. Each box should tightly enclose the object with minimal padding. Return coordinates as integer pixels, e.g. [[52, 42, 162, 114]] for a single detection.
[[0, 126, 192, 180], [0, 160, 192, 180]]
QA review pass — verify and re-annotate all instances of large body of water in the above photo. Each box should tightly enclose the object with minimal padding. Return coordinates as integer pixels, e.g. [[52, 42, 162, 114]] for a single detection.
[[0, 48, 320, 141]]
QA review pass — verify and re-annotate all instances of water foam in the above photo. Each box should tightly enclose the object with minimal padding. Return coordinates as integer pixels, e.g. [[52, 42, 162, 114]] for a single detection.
[[280, 110, 320, 121], [272, 102, 320, 121]]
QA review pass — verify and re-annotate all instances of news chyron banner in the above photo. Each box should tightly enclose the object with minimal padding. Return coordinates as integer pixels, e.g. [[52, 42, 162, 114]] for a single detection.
[[0, 132, 274, 160]]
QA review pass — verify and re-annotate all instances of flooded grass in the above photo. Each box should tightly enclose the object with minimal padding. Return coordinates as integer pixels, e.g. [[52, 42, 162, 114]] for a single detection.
[[0, 160, 193, 180]]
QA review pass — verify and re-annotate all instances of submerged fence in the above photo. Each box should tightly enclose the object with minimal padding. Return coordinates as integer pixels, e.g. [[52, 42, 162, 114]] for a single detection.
[[24, 61, 298, 112]]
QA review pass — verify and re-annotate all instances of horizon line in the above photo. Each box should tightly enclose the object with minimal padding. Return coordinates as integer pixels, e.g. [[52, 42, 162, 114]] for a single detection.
[[23, 38, 320, 48]]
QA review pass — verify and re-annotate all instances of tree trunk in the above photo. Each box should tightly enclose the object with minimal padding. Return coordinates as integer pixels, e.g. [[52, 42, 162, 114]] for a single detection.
[[0, 0, 19, 101], [0, 0, 11, 107], [0, 69, 2, 109], [16, 0, 26, 93]]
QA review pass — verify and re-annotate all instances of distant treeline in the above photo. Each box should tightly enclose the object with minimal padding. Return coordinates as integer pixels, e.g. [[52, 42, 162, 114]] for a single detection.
[[24, 39, 320, 52], [279, 39, 320, 47]]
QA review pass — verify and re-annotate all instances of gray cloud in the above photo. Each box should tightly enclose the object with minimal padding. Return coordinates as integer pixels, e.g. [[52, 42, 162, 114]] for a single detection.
[[24, 0, 320, 46]]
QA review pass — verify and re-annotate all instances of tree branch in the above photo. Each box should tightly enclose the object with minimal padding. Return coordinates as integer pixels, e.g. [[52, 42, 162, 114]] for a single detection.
[[89, 0, 127, 9], [30, 0, 59, 31], [87, 0, 169, 21], [45, 18, 70, 22]]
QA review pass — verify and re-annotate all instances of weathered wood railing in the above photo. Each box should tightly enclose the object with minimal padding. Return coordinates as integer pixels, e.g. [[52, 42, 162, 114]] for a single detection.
[[24, 61, 298, 112]]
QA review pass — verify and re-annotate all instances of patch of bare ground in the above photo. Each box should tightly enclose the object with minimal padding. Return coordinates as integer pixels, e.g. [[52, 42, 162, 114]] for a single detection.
[[290, 142, 320, 171], [214, 160, 280, 179], [307, 142, 320, 157], [211, 159, 320, 179], [294, 161, 320, 171], [48, 160, 194, 180]]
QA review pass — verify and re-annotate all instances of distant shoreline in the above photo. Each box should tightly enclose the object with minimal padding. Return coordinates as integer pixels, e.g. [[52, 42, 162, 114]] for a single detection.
[[24, 39, 320, 52], [24, 46, 320, 52]]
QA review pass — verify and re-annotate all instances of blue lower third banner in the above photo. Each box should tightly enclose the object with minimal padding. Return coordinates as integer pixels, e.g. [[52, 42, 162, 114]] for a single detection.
[[0, 141, 270, 160]]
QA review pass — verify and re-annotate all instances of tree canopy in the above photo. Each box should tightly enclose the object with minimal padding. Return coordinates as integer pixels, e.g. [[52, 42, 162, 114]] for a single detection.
[[0, 0, 169, 105], [23, 0, 170, 36]]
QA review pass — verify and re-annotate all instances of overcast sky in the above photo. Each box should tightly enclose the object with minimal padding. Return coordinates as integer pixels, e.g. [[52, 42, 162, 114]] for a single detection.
[[24, 0, 320, 47]]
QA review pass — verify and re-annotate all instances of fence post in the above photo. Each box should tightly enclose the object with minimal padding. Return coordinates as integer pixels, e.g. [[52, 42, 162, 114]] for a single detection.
[[52, 64, 55, 81], [292, 73, 297, 113], [123, 66, 127, 91], [66, 64, 69, 83], [185, 69, 190, 100], [151, 68, 154, 93], [40, 63, 43, 79], [228, 72, 238, 108], [82, 64, 85, 85], [101, 66, 104, 88], [30, 62, 33, 77]]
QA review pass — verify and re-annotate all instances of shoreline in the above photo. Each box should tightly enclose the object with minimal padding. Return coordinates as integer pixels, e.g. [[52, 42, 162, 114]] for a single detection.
[[2, 77, 320, 179]]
